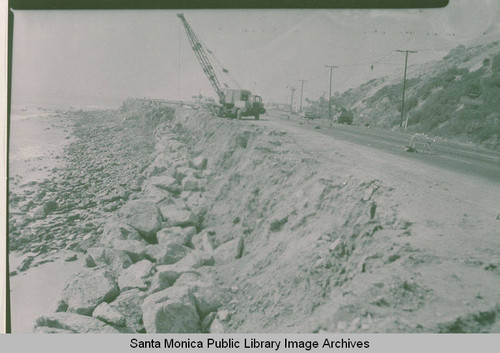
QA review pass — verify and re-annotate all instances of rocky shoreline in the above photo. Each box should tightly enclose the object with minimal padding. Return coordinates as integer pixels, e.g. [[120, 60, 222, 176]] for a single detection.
[[9, 99, 500, 333], [10, 101, 237, 333]]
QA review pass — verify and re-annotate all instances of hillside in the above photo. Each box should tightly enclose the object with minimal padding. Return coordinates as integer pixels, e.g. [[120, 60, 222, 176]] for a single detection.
[[309, 40, 500, 150]]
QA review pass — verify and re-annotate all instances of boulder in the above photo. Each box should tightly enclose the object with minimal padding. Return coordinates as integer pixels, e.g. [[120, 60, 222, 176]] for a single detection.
[[175, 273, 222, 318], [189, 156, 208, 170], [159, 205, 197, 227], [154, 264, 199, 285], [176, 250, 215, 269], [185, 192, 206, 215], [92, 302, 126, 327], [173, 166, 191, 183], [140, 185, 172, 203], [149, 176, 180, 194], [201, 312, 216, 332], [112, 240, 151, 263], [100, 219, 144, 246], [118, 260, 155, 291], [34, 313, 132, 333], [109, 289, 146, 333], [142, 286, 200, 333], [146, 243, 192, 265], [210, 318, 225, 333], [87, 247, 133, 274], [191, 230, 214, 253], [105, 248, 134, 272], [218, 309, 231, 322], [86, 247, 105, 262], [54, 299, 68, 313], [148, 271, 172, 294], [61, 267, 120, 316], [157, 226, 196, 247], [144, 153, 172, 177], [213, 237, 244, 264], [118, 200, 162, 243], [182, 177, 199, 192], [34, 327, 73, 333]]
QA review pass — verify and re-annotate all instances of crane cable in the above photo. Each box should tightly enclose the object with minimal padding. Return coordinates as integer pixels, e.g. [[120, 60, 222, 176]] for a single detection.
[[196, 33, 242, 89]]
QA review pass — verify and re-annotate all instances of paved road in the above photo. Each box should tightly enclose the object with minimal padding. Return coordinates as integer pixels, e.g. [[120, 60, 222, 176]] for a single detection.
[[261, 110, 500, 184]]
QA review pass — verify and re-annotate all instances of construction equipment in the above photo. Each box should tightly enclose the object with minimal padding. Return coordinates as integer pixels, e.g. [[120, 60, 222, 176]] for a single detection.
[[337, 107, 353, 125], [177, 13, 266, 120]]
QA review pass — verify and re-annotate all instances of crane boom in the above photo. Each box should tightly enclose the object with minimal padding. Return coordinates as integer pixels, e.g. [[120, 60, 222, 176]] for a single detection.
[[177, 13, 225, 100]]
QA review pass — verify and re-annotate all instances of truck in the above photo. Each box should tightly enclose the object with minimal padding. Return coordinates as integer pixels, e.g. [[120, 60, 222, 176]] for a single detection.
[[336, 107, 353, 125], [178, 13, 266, 120]]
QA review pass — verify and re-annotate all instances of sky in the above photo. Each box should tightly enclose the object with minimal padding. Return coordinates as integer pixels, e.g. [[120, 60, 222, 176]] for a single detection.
[[11, 1, 500, 107]]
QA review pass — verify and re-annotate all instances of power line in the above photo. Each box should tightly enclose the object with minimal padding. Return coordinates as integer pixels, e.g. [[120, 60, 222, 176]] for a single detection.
[[324, 65, 338, 126], [287, 85, 297, 113], [396, 49, 418, 129], [178, 20, 181, 100], [298, 79, 307, 112]]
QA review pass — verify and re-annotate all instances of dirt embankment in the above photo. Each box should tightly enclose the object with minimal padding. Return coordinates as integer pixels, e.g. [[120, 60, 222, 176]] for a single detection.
[[10, 101, 500, 333]]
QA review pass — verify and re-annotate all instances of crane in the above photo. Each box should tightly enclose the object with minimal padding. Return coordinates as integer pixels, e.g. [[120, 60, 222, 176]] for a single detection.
[[177, 13, 265, 120], [177, 13, 225, 101]]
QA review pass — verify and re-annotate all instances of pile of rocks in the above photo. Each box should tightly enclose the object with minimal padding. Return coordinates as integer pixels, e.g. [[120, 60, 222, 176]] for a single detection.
[[33, 110, 244, 333]]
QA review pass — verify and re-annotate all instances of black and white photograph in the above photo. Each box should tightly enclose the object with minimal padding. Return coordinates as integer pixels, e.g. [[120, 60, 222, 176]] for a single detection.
[[5, 0, 500, 335]]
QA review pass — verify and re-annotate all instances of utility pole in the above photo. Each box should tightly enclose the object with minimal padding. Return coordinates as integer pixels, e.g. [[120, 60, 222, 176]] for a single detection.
[[287, 85, 297, 113], [298, 79, 307, 112], [324, 65, 338, 126], [396, 50, 417, 131]]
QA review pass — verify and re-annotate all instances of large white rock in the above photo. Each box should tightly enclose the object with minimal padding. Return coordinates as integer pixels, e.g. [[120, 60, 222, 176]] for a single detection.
[[118, 259, 155, 291], [62, 267, 120, 316], [148, 271, 172, 294], [176, 250, 215, 269], [185, 192, 207, 214], [35, 313, 132, 333], [189, 156, 208, 170], [156, 226, 196, 247], [100, 219, 143, 246], [92, 302, 126, 327], [87, 247, 133, 275], [154, 264, 199, 285], [149, 175, 180, 194], [209, 318, 225, 333], [118, 200, 162, 243], [191, 230, 214, 253], [182, 177, 199, 191], [146, 243, 192, 265], [213, 237, 244, 264], [175, 272, 222, 318], [143, 153, 172, 177], [142, 286, 200, 333], [159, 204, 198, 227], [112, 239, 151, 263], [109, 289, 146, 333]]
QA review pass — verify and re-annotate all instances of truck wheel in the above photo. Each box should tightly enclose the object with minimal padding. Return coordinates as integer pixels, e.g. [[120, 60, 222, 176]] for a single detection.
[[255, 114, 260, 120], [236, 109, 242, 120]]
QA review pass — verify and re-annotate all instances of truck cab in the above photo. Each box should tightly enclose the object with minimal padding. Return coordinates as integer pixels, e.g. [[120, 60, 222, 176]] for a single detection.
[[220, 88, 266, 119]]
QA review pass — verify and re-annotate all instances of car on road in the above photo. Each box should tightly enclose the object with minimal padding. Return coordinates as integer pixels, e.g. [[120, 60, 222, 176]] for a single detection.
[[299, 110, 321, 120]]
